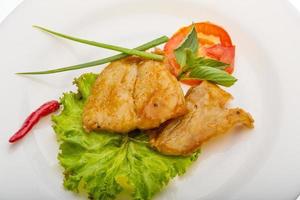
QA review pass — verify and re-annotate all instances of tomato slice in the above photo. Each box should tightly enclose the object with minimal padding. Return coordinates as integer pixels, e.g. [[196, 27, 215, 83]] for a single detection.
[[164, 22, 235, 85], [204, 44, 235, 74], [194, 23, 232, 47]]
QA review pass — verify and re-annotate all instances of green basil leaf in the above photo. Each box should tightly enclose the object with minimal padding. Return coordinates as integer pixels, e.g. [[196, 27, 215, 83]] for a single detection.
[[193, 58, 229, 69], [185, 48, 199, 68], [185, 49, 229, 70], [174, 26, 198, 67], [188, 66, 237, 87]]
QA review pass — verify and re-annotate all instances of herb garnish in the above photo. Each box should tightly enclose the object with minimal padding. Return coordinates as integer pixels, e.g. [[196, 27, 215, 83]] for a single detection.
[[174, 26, 237, 87], [17, 26, 168, 74]]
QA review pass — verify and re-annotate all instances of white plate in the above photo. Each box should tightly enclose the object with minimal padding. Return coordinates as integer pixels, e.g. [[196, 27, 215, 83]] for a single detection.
[[0, 0, 300, 199]]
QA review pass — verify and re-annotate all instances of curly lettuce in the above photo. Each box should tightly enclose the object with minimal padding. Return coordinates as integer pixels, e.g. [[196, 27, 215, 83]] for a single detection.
[[52, 73, 199, 200]]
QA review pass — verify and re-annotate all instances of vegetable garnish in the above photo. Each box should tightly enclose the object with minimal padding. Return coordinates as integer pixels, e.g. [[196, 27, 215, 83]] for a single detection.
[[171, 26, 236, 87], [9, 100, 60, 143], [34, 26, 163, 60], [17, 34, 168, 74], [52, 73, 199, 200], [164, 22, 236, 86], [17, 36, 168, 75]]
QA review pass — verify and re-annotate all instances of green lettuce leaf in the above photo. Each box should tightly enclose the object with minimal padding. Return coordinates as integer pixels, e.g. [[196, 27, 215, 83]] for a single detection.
[[52, 73, 199, 200]]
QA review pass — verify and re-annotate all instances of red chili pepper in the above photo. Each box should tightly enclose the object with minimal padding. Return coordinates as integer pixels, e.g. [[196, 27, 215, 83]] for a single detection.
[[9, 100, 60, 143]]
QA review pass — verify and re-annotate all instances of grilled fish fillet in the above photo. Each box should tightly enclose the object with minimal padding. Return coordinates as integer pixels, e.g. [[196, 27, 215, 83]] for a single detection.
[[82, 57, 186, 133], [150, 81, 254, 156], [134, 60, 186, 129], [82, 58, 138, 133]]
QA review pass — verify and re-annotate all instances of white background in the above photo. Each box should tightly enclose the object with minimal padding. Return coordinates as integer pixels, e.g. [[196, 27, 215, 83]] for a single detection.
[[1, 0, 300, 200], [0, 0, 23, 22], [1, 0, 300, 23]]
